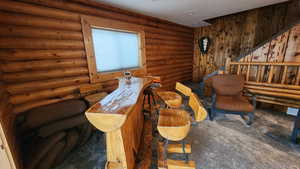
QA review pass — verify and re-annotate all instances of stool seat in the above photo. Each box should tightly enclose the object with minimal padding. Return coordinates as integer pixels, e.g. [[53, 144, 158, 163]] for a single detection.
[[157, 91, 182, 108], [158, 109, 190, 141]]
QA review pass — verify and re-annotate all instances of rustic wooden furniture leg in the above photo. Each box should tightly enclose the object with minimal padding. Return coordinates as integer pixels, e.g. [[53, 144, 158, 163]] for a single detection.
[[291, 109, 300, 143]]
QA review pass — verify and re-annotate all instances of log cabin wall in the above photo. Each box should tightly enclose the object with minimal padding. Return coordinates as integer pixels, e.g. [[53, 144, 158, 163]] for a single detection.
[[193, 0, 300, 81], [0, 0, 194, 114], [0, 79, 21, 169]]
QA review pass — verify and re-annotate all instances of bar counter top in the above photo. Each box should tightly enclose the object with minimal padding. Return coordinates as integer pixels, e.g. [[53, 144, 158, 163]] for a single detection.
[[85, 77, 153, 132]]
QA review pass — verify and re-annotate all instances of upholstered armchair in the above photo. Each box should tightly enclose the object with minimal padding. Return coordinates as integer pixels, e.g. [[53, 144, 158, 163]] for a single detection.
[[210, 74, 256, 125]]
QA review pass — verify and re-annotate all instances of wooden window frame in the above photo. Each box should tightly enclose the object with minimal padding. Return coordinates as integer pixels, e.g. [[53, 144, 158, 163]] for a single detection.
[[81, 15, 146, 83]]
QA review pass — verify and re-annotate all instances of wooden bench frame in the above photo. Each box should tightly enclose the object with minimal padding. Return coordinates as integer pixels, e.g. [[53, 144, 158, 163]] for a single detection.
[[225, 60, 300, 108]]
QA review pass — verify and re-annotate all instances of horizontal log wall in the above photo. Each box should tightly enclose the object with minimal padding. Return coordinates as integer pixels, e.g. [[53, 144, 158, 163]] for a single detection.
[[0, 83, 21, 169], [193, 1, 299, 81], [0, 0, 194, 114]]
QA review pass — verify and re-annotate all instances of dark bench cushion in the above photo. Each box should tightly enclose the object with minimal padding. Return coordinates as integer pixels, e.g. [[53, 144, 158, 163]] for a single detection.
[[25, 132, 66, 169], [21, 100, 87, 131], [38, 114, 87, 138]]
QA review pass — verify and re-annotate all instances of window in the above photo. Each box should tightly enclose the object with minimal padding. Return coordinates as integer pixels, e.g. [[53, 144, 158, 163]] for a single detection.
[[91, 28, 140, 73], [81, 16, 146, 83]]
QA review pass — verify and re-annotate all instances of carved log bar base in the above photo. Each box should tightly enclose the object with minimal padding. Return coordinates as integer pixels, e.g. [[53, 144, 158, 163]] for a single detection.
[[85, 77, 155, 169], [104, 118, 153, 169]]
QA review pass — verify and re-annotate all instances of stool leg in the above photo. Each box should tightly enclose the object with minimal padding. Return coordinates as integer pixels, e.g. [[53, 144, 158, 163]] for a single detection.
[[291, 110, 300, 143], [150, 92, 157, 105], [291, 109, 300, 144], [151, 93, 160, 116], [147, 93, 151, 111], [142, 94, 147, 113], [291, 126, 298, 144], [164, 139, 169, 161], [182, 140, 189, 164]]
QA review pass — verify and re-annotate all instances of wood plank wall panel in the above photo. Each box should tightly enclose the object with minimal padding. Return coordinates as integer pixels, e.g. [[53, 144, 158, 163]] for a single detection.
[[0, 0, 194, 114], [193, 1, 299, 81], [238, 24, 300, 84]]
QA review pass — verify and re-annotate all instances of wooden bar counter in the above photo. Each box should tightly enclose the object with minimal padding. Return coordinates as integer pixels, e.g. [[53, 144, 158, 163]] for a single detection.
[[85, 77, 154, 169]]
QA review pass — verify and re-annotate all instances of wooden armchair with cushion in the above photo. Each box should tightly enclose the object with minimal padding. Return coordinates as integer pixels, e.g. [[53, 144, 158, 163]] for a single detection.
[[211, 74, 256, 125]]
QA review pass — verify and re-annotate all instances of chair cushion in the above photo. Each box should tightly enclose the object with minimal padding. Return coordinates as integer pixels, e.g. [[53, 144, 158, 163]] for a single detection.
[[212, 75, 244, 96], [215, 95, 254, 112], [158, 109, 190, 127], [156, 91, 182, 108]]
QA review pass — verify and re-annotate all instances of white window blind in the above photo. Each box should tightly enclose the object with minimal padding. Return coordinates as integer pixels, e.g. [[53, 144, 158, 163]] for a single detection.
[[91, 28, 140, 73]]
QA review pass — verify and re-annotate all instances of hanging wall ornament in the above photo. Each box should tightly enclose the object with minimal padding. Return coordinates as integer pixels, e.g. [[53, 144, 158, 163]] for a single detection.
[[198, 37, 210, 54]]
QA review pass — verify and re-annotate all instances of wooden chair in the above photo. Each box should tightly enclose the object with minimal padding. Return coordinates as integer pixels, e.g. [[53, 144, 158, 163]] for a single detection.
[[157, 92, 207, 168], [156, 82, 192, 108], [158, 109, 191, 141], [211, 74, 256, 125]]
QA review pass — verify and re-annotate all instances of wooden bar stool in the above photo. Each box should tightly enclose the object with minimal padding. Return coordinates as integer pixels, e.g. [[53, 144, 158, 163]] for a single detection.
[[157, 92, 208, 169], [156, 82, 192, 109], [142, 77, 161, 115]]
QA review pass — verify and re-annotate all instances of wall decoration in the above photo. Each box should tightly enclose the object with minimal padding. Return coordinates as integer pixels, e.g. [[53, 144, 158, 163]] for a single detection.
[[198, 37, 210, 54]]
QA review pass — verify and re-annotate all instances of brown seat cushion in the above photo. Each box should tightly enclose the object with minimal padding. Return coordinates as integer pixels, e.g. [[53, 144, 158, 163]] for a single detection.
[[216, 95, 254, 112], [212, 75, 245, 96]]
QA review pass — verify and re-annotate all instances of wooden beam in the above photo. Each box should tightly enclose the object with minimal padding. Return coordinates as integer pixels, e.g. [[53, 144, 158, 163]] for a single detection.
[[245, 85, 300, 95], [230, 62, 300, 66], [0, 11, 81, 31], [167, 144, 191, 154], [167, 159, 196, 169], [1, 59, 87, 73], [0, 49, 86, 61], [247, 88, 300, 99], [245, 81, 300, 90]]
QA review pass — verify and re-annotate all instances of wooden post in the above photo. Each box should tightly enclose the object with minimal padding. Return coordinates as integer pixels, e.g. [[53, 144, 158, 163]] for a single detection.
[[224, 57, 231, 74], [295, 67, 300, 85], [281, 65, 288, 84], [237, 65, 241, 75], [258, 65, 264, 82], [267, 65, 274, 83], [256, 65, 262, 82], [246, 64, 250, 81]]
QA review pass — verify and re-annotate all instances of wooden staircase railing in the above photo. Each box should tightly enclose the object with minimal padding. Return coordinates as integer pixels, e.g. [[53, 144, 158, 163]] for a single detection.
[[226, 60, 300, 108]]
